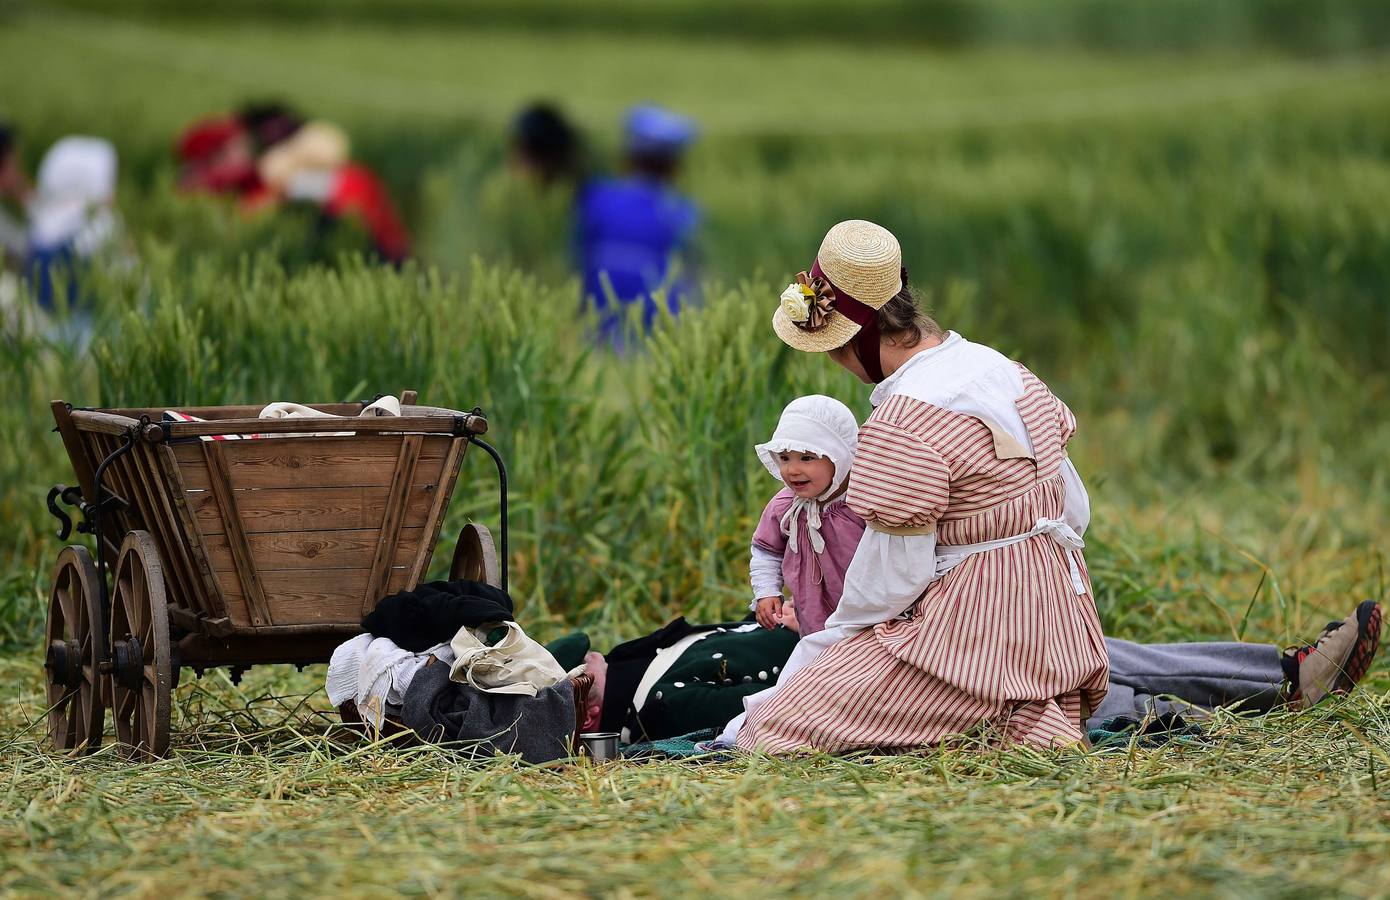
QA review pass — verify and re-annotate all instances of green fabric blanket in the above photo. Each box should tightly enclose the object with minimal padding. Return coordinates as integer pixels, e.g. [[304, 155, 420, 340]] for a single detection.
[[620, 728, 725, 760]]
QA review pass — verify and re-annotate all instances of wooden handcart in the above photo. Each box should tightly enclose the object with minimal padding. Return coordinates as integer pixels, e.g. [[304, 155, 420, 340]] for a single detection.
[[42, 392, 508, 760]]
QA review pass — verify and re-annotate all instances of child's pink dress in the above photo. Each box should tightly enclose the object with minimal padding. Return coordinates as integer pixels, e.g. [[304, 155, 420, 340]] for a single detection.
[[752, 487, 866, 636]]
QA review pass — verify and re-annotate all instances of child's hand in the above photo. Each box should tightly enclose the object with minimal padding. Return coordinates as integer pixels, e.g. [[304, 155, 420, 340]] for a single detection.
[[755, 596, 783, 629], [774, 603, 800, 635]]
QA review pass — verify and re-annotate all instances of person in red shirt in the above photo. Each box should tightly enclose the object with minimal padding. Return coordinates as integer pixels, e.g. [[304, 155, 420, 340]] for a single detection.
[[320, 162, 411, 264], [257, 121, 411, 264], [175, 116, 279, 211]]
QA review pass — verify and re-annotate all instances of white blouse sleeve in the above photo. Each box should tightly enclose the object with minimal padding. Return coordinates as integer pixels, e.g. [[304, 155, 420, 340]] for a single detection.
[[748, 543, 785, 608], [1060, 457, 1090, 537], [827, 528, 936, 630]]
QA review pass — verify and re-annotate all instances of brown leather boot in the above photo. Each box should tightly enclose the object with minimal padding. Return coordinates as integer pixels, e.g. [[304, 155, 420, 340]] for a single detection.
[[1282, 600, 1382, 710]]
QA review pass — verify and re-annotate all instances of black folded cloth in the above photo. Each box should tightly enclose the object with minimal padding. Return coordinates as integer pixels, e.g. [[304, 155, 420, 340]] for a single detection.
[[362, 579, 514, 652], [401, 661, 575, 764]]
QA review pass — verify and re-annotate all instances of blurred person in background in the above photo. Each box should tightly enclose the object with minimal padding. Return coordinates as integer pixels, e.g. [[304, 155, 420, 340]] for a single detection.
[[238, 101, 304, 155], [0, 122, 32, 321], [576, 103, 700, 349], [175, 102, 305, 211], [257, 119, 412, 264], [0, 123, 34, 264], [176, 116, 273, 210], [25, 135, 122, 311], [471, 101, 590, 278], [510, 102, 585, 189]]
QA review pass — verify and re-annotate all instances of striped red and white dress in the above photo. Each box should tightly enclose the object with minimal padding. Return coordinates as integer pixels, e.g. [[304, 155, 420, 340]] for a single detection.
[[736, 358, 1109, 752]]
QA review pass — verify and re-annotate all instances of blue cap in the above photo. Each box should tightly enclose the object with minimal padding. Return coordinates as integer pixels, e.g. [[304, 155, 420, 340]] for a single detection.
[[624, 104, 697, 157]]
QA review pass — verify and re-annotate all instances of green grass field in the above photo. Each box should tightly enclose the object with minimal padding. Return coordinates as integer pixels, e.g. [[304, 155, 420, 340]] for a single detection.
[[3, 2, 1390, 896]]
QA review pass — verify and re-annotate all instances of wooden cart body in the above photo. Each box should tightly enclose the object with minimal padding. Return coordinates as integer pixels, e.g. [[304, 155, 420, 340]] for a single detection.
[[42, 395, 504, 758]]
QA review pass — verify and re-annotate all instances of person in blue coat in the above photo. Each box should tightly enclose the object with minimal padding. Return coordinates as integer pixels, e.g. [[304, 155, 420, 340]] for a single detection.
[[576, 104, 700, 349]]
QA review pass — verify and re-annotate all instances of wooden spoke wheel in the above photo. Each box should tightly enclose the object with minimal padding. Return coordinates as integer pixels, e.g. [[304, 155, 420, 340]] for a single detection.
[[44, 545, 106, 753], [108, 531, 173, 761], [450, 523, 500, 588]]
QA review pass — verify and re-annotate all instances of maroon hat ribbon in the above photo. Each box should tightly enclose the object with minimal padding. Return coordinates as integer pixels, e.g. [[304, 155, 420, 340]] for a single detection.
[[810, 259, 885, 383]]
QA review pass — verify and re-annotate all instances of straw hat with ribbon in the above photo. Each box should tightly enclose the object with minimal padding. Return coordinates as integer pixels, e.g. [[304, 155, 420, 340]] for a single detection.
[[257, 121, 350, 192], [772, 219, 906, 382]]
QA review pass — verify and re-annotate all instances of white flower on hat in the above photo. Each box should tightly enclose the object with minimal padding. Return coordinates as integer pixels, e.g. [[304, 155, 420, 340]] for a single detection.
[[780, 282, 811, 323]]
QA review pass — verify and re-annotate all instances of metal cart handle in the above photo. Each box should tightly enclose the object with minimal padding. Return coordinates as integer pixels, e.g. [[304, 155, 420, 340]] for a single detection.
[[469, 436, 509, 594]]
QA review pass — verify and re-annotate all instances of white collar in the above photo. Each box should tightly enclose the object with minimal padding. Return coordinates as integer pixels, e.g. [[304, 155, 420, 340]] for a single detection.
[[869, 331, 964, 407]]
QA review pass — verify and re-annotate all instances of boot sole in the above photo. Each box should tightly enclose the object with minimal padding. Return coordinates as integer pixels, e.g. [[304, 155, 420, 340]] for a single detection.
[[1336, 600, 1382, 693]]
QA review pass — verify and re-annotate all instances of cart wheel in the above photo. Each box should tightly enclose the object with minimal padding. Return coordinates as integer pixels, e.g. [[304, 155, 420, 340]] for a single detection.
[[44, 545, 106, 753], [450, 523, 500, 588], [108, 531, 172, 761]]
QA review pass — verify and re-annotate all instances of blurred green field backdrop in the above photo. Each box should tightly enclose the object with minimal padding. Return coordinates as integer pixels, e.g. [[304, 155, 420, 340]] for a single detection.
[[30, 0, 1390, 53], [1, 0, 1388, 650], [4, 4, 1390, 897]]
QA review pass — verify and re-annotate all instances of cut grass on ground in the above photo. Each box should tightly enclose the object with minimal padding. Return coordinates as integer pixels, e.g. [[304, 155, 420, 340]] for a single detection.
[[3, 649, 1390, 897]]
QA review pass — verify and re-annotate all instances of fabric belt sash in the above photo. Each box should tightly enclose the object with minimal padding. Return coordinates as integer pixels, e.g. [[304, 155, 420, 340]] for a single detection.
[[934, 517, 1088, 595]]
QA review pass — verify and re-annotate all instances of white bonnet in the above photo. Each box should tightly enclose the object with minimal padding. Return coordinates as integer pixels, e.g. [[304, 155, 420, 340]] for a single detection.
[[257, 121, 350, 189], [755, 394, 859, 499], [30, 136, 118, 251], [36, 136, 117, 205]]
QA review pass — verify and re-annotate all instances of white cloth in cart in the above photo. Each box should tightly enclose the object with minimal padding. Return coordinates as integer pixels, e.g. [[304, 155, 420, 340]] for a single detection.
[[165, 396, 403, 442], [259, 396, 400, 436], [259, 396, 401, 420]]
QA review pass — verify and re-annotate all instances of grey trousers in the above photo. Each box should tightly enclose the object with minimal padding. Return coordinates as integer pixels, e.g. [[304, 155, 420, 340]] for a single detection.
[[1086, 637, 1284, 730]]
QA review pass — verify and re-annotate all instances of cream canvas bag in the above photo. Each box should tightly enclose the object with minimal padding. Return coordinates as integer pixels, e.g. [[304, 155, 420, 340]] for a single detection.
[[448, 621, 569, 696]]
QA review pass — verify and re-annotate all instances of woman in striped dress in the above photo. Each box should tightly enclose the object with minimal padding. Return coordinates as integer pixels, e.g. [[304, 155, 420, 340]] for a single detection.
[[733, 220, 1109, 752]]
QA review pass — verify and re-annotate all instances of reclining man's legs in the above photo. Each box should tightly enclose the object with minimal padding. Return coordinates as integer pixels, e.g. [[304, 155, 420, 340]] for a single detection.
[[1092, 638, 1283, 727], [1091, 600, 1382, 728]]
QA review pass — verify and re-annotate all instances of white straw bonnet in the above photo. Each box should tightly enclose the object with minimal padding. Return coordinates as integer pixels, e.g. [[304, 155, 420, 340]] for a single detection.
[[30, 136, 118, 250], [772, 219, 903, 354], [258, 121, 350, 190]]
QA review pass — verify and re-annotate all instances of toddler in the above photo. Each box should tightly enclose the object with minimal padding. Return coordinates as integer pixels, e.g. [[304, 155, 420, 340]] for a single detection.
[[749, 395, 865, 637]]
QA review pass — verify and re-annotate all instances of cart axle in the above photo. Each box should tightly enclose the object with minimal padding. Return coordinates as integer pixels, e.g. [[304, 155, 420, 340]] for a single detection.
[[44, 639, 82, 689], [107, 636, 145, 691]]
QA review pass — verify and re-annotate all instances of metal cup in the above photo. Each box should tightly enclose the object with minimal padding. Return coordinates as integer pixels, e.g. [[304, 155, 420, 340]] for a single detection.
[[579, 731, 619, 762]]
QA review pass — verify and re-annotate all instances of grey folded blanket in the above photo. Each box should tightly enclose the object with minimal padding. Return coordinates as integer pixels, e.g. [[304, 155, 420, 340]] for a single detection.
[[400, 661, 574, 764]]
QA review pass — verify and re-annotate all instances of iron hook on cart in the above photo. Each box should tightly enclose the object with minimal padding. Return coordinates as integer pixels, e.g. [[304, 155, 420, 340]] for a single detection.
[[468, 436, 509, 594]]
